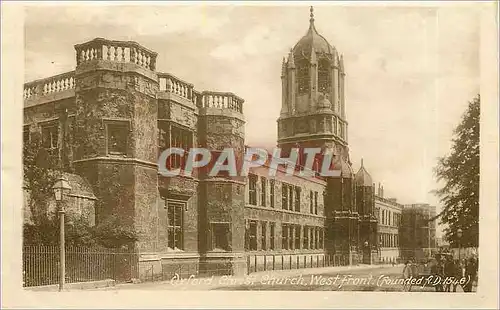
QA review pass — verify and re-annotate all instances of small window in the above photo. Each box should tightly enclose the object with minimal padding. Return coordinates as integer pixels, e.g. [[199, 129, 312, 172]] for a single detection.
[[211, 222, 231, 251], [41, 123, 59, 159], [41, 124, 58, 149], [107, 123, 128, 155]]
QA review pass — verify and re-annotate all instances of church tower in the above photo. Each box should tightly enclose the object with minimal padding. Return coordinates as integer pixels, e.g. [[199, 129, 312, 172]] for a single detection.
[[277, 7, 349, 163], [277, 7, 360, 265]]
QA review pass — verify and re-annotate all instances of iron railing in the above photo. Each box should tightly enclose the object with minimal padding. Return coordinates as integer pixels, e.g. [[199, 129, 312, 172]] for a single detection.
[[22, 246, 139, 287]]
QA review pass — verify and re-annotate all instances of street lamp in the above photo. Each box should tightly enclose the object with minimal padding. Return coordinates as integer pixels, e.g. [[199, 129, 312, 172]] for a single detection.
[[52, 176, 72, 292], [457, 228, 463, 261]]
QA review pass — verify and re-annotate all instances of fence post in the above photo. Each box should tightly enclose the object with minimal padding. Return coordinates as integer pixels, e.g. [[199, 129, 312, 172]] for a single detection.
[[272, 255, 275, 271], [254, 255, 257, 273], [264, 255, 267, 271]]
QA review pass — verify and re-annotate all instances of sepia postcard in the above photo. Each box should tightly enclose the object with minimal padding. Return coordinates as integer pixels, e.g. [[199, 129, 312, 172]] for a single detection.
[[1, 1, 499, 309]]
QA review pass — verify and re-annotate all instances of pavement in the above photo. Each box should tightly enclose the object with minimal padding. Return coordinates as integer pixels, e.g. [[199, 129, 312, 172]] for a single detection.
[[91, 263, 477, 292]]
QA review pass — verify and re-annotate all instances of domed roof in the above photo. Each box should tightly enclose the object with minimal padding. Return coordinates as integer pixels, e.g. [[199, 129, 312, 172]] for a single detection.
[[293, 7, 335, 59], [355, 159, 373, 186]]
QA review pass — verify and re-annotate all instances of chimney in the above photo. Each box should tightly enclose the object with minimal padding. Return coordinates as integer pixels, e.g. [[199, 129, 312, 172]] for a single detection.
[[381, 185, 384, 198], [378, 183, 381, 196]]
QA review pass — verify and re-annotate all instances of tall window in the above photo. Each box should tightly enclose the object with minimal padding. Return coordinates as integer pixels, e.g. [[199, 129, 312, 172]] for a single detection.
[[211, 222, 231, 251], [41, 123, 59, 158], [167, 201, 184, 250], [318, 59, 331, 94], [248, 220, 257, 250], [303, 226, 309, 249], [297, 60, 310, 94], [261, 177, 267, 207], [282, 183, 289, 210], [270, 180, 275, 208], [294, 187, 301, 212], [261, 222, 267, 250], [282, 224, 289, 250], [314, 191, 318, 215], [309, 191, 314, 213], [314, 227, 321, 249], [319, 228, 324, 249], [294, 225, 301, 250], [170, 125, 192, 169], [270, 223, 275, 250], [107, 123, 128, 155], [249, 174, 257, 205], [288, 186, 294, 211], [158, 123, 192, 169], [245, 220, 249, 250]]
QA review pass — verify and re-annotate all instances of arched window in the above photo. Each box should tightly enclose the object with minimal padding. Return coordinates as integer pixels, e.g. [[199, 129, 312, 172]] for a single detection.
[[318, 59, 331, 94], [297, 59, 310, 94]]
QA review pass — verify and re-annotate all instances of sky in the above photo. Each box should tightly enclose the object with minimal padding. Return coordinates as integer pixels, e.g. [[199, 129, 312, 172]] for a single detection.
[[24, 3, 480, 235]]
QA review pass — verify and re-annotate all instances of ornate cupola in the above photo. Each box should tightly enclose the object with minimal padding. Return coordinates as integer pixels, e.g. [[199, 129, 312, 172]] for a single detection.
[[355, 159, 373, 187], [355, 159, 375, 217], [277, 6, 350, 166]]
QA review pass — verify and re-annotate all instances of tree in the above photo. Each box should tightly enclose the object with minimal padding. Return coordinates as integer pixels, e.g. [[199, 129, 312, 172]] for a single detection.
[[23, 132, 58, 227], [23, 132, 139, 248], [434, 94, 479, 247]]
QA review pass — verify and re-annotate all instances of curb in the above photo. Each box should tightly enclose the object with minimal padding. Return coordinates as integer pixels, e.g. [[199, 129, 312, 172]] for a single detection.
[[24, 279, 116, 291], [103, 264, 399, 291]]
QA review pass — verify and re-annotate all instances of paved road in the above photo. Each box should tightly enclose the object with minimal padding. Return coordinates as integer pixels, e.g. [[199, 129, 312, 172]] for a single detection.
[[213, 265, 462, 292]]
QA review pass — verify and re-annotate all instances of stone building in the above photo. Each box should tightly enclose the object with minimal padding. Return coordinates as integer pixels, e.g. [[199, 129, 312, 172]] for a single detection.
[[374, 184, 402, 263], [23, 8, 436, 280], [400, 203, 438, 261]]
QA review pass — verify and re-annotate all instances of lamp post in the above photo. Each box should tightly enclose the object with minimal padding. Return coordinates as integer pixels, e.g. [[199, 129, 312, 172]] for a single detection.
[[52, 176, 72, 292], [457, 228, 463, 261]]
